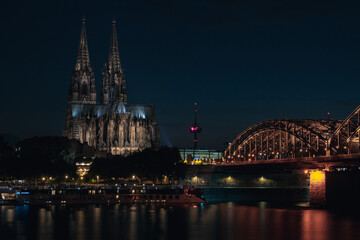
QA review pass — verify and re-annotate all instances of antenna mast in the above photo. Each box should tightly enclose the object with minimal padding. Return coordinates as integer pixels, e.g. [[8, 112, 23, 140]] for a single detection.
[[190, 102, 202, 159]]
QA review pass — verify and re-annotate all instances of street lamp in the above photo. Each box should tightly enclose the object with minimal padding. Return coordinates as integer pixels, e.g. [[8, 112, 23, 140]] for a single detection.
[[41, 177, 45, 189], [193, 176, 198, 185]]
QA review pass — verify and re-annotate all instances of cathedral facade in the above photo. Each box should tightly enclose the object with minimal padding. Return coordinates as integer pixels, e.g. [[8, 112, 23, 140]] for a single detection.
[[63, 19, 160, 155]]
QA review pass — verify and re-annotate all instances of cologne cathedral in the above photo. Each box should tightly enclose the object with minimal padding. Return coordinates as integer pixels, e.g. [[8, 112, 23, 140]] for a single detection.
[[63, 19, 160, 155]]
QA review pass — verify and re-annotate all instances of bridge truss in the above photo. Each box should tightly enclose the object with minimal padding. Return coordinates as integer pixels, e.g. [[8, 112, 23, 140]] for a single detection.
[[329, 106, 360, 155], [224, 119, 343, 162]]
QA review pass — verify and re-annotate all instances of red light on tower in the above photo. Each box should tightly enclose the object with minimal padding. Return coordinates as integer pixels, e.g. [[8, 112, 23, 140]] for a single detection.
[[190, 126, 199, 132]]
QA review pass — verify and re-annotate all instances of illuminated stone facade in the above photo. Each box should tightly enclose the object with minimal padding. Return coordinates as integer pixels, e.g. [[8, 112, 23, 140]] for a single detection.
[[309, 170, 326, 206], [63, 19, 159, 155]]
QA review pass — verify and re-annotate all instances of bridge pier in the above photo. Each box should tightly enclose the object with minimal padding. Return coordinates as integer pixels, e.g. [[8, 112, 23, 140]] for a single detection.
[[309, 169, 360, 208], [309, 171, 326, 207]]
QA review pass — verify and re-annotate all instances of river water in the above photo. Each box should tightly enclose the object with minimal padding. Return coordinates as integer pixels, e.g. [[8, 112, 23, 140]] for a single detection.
[[1, 202, 360, 240]]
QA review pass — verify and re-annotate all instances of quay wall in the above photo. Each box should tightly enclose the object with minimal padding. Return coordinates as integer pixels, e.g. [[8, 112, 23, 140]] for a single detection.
[[181, 164, 310, 203], [181, 164, 309, 188]]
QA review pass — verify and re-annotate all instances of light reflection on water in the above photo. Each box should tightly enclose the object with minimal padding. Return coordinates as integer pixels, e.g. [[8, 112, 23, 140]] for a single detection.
[[1, 203, 360, 240]]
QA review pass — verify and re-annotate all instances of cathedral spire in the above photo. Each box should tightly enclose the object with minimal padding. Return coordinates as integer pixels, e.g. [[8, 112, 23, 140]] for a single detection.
[[101, 19, 127, 105], [76, 17, 91, 70], [108, 19, 121, 72], [68, 17, 96, 105]]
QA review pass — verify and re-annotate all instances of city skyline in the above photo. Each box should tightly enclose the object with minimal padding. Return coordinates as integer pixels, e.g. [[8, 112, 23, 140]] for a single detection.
[[1, 0, 360, 149], [2, 2, 360, 240]]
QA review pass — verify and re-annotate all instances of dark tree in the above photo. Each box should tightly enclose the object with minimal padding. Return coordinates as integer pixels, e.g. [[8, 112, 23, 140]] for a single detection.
[[89, 146, 185, 182], [0, 136, 17, 178], [15, 136, 76, 179]]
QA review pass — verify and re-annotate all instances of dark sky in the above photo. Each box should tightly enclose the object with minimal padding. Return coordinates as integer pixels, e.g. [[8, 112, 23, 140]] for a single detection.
[[1, 0, 360, 149]]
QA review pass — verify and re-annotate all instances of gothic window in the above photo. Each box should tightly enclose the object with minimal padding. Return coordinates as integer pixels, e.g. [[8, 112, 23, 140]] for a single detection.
[[81, 83, 88, 95], [73, 130, 80, 139], [110, 87, 114, 98], [73, 122, 80, 139]]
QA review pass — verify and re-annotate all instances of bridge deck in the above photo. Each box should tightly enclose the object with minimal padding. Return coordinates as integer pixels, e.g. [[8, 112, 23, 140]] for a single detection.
[[221, 153, 360, 169]]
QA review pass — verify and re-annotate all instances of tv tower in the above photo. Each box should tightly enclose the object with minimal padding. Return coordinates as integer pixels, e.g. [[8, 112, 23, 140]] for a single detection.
[[190, 102, 202, 159]]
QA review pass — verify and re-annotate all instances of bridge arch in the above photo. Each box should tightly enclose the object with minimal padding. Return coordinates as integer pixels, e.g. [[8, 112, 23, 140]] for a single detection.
[[224, 119, 336, 162], [329, 105, 360, 154]]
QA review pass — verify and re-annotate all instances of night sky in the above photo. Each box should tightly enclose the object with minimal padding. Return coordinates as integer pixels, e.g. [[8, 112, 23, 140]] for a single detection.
[[1, 0, 360, 149]]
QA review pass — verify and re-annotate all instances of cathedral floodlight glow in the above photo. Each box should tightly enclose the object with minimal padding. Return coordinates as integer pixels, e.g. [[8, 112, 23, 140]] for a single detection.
[[63, 18, 160, 156]]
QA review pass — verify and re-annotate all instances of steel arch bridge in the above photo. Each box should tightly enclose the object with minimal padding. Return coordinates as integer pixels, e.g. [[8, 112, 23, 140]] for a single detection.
[[328, 105, 360, 155], [224, 106, 360, 161]]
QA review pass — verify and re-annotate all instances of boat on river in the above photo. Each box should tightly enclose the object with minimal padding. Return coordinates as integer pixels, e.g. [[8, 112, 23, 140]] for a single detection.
[[0, 186, 206, 205]]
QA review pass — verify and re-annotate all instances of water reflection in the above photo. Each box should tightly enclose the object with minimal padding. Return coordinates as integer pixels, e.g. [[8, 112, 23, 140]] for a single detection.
[[1, 203, 360, 240]]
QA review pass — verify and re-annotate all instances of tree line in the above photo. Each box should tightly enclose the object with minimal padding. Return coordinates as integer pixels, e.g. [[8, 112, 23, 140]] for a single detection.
[[88, 146, 186, 183], [0, 136, 185, 183]]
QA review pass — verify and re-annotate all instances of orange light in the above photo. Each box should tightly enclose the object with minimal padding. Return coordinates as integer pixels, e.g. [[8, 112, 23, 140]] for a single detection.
[[310, 171, 325, 183], [304, 170, 308, 174]]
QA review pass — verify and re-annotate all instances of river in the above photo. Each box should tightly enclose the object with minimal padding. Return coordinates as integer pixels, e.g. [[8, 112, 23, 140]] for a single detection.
[[1, 202, 360, 240]]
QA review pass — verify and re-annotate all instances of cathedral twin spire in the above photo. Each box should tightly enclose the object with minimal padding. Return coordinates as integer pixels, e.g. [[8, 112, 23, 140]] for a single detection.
[[75, 17, 90, 71], [69, 18, 127, 105], [102, 19, 127, 105], [108, 19, 122, 73]]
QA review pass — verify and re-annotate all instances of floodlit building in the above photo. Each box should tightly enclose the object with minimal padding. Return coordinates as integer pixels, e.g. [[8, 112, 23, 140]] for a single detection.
[[63, 19, 160, 155], [179, 148, 223, 164]]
